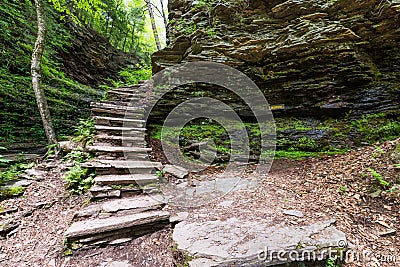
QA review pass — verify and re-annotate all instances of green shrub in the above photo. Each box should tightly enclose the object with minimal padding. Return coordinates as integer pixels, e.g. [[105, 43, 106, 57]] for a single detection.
[[352, 114, 400, 144], [0, 146, 10, 166], [64, 164, 94, 194], [62, 150, 92, 163], [119, 66, 152, 85], [367, 168, 390, 188], [1, 186, 25, 199], [73, 118, 95, 147], [0, 162, 34, 185]]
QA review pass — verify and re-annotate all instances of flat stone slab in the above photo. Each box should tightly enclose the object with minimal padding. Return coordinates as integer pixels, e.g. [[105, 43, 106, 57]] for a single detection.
[[91, 102, 143, 111], [81, 160, 162, 169], [1, 179, 32, 189], [163, 164, 189, 179], [101, 194, 165, 213], [65, 210, 170, 238], [94, 126, 146, 132], [94, 174, 158, 186], [173, 218, 346, 267], [91, 108, 144, 118], [75, 195, 165, 218], [283, 209, 304, 218], [95, 135, 144, 141], [87, 146, 151, 153]]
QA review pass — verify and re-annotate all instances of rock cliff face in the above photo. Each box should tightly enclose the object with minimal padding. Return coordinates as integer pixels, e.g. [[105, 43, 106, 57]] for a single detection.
[[58, 25, 138, 86], [152, 0, 400, 118]]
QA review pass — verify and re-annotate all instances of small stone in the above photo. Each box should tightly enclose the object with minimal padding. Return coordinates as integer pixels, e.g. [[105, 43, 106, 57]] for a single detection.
[[283, 209, 304, 218], [218, 200, 234, 207], [379, 229, 396, 237], [2, 179, 32, 189], [24, 169, 43, 179], [367, 190, 381, 198], [163, 165, 189, 179], [170, 212, 189, 223], [384, 205, 392, 211], [109, 238, 132, 245], [48, 259, 56, 267], [102, 261, 132, 267]]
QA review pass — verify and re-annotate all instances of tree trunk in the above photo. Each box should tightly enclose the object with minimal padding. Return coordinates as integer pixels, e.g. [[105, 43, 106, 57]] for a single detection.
[[129, 26, 135, 52], [145, 0, 161, 50], [159, 0, 168, 29], [32, 0, 59, 153]]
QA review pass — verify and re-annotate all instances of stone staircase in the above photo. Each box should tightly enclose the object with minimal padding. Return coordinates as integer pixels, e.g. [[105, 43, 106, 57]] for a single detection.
[[64, 81, 170, 248]]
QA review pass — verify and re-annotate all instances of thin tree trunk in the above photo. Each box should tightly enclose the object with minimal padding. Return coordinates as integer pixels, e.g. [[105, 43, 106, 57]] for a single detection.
[[129, 26, 135, 52], [122, 31, 128, 51], [32, 0, 59, 152], [145, 0, 161, 50], [159, 0, 168, 29]]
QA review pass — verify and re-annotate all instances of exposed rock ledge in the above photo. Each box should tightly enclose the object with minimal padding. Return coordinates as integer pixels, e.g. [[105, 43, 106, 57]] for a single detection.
[[173, 218, 346, 267]]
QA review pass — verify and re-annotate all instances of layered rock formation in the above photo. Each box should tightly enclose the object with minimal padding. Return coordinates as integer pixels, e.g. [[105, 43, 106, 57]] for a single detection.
[[58, 25, 138, 86], [152, 0, 400, 118]]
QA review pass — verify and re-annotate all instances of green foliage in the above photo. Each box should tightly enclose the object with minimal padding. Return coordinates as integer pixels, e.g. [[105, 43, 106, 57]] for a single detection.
[[367, 168, 390, 188], [0, 162, 34, 186], [64, 164, 94, 194], [73, 118, 95, 147], [118, 66, 152, 85], [326, 256, 340, 267], [0, 0, 102, 146], [62, 150, 92, 163], [149, 119, 351, 161], [296, 137, 319, 151], [0, 147, 10, 166], [48, 0, 150, 54], [1, 186, 25, 199], [351, 113, 400, 144]]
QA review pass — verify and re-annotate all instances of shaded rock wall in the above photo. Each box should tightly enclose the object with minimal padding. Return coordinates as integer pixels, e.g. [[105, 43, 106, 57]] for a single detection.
[[152, 0, 400, 119], [58, 25, 139, 86]]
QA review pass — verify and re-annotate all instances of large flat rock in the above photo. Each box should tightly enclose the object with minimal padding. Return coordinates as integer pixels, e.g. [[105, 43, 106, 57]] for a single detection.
[[94, 174, 158, 186], [173, 218, 346, 267], [66, 210, 170, 239]]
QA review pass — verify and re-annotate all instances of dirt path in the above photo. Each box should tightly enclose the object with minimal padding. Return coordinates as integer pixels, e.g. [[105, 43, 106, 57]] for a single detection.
[[1, 139, 399, 266]]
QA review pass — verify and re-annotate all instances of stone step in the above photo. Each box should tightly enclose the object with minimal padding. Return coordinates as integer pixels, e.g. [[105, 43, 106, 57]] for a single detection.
[[89, 185, 142, 199], [107, 91, 140, 97], [94, 125, 146, 132], [92, 100, 139, 107], [94, 116, 145, 127], [65, 210, 170, 242], [91, 108, 144, 119], [82, 160, 161, 168], [81, 160, 162, 175], [74, 194, 165, 219], [93, 135, 146, 148], [110, 88, 141, 94], [91, 102, 143, 111], [87, 146, 151, 153], [95, 134, 145, 142], [94, 174, 159, 186]]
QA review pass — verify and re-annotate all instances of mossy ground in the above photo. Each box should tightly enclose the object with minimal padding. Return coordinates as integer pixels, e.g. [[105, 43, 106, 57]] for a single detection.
[[148, 113, 400, 160]]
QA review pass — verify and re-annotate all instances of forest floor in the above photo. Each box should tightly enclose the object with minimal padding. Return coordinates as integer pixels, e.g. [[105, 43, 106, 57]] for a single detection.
[[0, 138, 399, 267]]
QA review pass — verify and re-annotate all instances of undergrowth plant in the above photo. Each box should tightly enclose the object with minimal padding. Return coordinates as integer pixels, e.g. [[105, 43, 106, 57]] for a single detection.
[[367, 168, 390, 188], [73, 118, 95, 147], [64, 164, 94, 194], [0, 146, 10, 166], [118, 66, 152, 85], [62, 150, 92, 163], [0, 161, 34, 186], [63, 147, 94, 194]]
